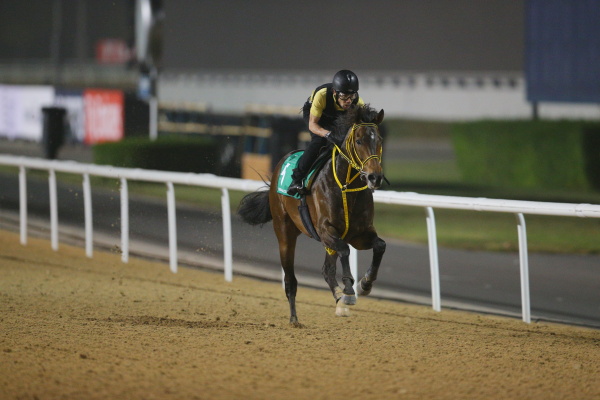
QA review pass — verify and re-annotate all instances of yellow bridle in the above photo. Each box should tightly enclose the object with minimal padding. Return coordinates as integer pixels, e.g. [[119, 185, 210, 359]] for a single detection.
[[325, 122, 383, 255], [337, 123, 383, 174]]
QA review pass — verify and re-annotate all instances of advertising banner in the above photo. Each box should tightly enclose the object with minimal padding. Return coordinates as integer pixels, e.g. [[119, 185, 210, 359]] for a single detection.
[[0, 85, 16, 139], [0, 85, 54, 141], [84, 89, 124, 144]]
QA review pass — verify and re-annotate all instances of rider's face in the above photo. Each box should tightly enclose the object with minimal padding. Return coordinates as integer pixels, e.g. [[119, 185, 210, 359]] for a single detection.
[[335, 91, 356, 110]]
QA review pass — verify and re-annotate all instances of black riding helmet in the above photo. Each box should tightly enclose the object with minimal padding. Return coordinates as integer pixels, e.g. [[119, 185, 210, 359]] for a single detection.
[[332, 70, 359, 94]]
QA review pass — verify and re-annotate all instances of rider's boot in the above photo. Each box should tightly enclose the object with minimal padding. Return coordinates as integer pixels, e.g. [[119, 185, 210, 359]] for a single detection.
[[287, 177, 305, 196]]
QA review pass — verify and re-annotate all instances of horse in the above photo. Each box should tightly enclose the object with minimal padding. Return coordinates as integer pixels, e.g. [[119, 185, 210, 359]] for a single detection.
[[238, 104, 386, 326]]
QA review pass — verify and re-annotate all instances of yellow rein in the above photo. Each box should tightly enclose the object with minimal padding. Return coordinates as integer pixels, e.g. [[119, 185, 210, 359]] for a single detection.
[[325, 123, 383, 255]]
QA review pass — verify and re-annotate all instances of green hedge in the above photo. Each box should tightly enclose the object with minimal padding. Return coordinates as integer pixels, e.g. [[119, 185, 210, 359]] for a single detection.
[[93, 136, 219, 173], [452, 120, 600, 191]]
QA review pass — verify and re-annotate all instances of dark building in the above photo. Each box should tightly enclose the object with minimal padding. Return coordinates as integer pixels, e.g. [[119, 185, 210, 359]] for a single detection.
[[1, 0, 524, 72], [162, 0, 524, 72]]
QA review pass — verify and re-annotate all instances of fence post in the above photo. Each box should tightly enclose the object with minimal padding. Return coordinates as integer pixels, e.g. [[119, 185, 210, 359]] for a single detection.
[[120, 177, 129, 263], [516, 213, 531, 323], [82, 173, 93, 258], [166, 182, 178, 273], [221, 188, 233, 282], [426, 207, 441, 312], [19, 166, 27, 245], [350, 246, 358, 294], [49, 169, 58, 251]]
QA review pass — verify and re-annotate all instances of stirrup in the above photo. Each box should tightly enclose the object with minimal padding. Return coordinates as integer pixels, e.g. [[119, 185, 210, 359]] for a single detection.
[[287, 180, 305, 196]]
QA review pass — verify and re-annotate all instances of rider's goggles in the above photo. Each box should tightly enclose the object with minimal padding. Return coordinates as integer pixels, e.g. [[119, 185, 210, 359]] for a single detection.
[[337, 92, 358, 101]]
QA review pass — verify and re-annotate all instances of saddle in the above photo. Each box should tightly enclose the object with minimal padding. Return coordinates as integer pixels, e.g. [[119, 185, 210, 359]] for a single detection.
[[276, 148, 332, 241], [276, 149, 330, 199]]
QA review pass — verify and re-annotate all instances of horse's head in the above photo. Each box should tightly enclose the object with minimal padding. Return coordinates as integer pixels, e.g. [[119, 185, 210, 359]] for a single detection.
[[334, 105, 385, 190]]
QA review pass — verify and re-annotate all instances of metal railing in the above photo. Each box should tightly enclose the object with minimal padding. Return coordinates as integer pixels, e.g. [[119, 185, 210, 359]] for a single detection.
[[2, 154, 600, 324], [1, 155, 262, 279]]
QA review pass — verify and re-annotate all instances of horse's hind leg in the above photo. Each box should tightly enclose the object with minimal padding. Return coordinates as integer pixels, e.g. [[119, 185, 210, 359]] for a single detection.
[[273, 215, 302, 326], [278, 238, 301, 326]]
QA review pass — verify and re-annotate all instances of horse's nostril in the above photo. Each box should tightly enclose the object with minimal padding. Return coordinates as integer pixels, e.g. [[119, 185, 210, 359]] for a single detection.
[[367, 174, 382, 187]]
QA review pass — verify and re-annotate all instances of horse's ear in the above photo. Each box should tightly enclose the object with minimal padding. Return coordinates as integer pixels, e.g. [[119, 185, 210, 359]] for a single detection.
[[376, 109, 385, 125]]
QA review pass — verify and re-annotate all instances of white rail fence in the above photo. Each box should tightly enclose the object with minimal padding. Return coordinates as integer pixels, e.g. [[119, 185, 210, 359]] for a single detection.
[[3, 154, 600, 324]]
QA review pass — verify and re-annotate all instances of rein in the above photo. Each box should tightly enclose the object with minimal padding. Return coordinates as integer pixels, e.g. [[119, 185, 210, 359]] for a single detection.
[[325, 123, 383, 255]]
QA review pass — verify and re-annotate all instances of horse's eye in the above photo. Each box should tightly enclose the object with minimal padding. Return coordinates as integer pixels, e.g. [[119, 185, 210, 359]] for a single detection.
[[356, 139, 362, 145]]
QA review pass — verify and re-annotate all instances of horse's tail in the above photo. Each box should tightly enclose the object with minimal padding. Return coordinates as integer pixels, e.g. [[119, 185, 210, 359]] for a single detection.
[[237, 189, 272, 226]]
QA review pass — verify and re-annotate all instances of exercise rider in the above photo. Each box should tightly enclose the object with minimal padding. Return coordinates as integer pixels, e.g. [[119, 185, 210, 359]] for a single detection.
[[287, 69, 365, 196]]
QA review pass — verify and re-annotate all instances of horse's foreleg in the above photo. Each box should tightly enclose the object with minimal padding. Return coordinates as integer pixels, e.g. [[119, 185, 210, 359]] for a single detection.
[[339, 249, 355, 296], [335, 249, 357, 317], [324, 236, 355, 296], [321, 252, 353, 317], [357, 236, 386, 296], [322, 224, 356, 316], [322, 252, 340, 300], [331, 241, 357, 317]]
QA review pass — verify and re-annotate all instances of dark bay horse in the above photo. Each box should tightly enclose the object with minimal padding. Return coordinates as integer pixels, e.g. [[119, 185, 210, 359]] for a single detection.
[[238, 104, 386, 326]]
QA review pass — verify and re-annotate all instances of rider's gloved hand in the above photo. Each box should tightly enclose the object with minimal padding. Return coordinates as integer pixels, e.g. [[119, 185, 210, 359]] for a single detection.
[[324, 131, 343, 147]]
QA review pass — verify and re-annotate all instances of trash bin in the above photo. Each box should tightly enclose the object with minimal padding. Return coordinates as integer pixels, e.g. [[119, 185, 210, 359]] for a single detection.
[[41, 107, 67, 159]]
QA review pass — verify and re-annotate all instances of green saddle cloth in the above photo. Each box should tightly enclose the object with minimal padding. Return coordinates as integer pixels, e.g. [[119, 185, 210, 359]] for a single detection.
[[276, 151, 322, 199]]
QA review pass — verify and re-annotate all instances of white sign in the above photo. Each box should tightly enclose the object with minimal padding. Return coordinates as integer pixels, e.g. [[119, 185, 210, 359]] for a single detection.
[[0, 85, 55, 141]]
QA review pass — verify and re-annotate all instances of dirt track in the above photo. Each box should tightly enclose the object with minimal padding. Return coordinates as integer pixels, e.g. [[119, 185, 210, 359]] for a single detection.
[[1, 230, 599, 400]]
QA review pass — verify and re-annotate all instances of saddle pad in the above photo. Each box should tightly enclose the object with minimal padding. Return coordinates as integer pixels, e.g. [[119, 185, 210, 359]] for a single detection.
[[276, 151, 304, 198]]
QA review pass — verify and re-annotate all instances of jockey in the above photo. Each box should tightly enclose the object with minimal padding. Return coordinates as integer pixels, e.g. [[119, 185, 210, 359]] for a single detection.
[[287, 69, 365, 196]]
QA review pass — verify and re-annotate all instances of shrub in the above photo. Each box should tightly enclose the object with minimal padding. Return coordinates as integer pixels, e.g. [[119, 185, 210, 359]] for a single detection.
[[452, 120, 600, 191], [93, 135, 219, 173]]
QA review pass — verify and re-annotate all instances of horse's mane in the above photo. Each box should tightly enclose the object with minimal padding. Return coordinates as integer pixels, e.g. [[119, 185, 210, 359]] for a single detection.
[[331, 104, 379, 141]]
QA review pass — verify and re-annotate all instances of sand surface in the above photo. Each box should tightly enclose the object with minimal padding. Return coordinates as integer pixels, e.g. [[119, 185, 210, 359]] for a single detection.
[[1, 230, 599, 400]]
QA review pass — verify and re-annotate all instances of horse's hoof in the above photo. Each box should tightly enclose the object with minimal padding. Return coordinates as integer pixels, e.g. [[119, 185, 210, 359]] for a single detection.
[[289, 316, 304, 328], [341, 294, 357, 306], [335, 294, 355, 317], [336, 304, 351, 317], [357, 279, 372, 296]]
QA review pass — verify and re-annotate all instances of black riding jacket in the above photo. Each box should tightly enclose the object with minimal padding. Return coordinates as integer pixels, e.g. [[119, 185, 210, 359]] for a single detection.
[[302, 83, 361, 131]]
